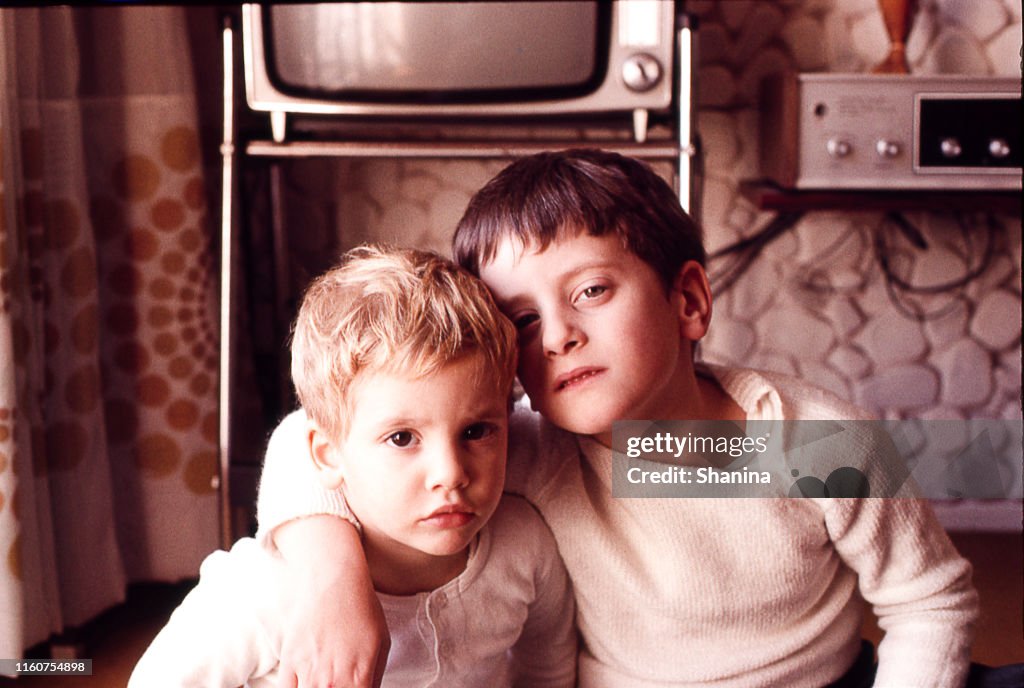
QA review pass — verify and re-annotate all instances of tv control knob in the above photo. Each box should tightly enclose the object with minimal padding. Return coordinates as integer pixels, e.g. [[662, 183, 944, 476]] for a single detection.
[[989, 138, 1011, 158], [875, 139, 901, 158], [826, 138, 852, 158], [622, 53, 662, 92], [940, 138, 962, 158]]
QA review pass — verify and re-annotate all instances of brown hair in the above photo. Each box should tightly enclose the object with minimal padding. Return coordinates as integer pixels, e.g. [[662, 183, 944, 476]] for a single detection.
[[453, 148, 704, 288], [291, 245, 518, 443]]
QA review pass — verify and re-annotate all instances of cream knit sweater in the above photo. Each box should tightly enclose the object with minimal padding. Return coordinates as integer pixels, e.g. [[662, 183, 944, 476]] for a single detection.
[[257, 365, 978, 688]]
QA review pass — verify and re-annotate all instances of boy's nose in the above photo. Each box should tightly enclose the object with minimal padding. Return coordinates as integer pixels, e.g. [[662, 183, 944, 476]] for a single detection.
[[426, 444, 470, 491], [542, 311, 586, 357]]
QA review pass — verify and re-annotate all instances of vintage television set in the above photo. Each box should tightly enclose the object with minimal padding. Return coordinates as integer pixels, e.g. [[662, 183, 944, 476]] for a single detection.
[[221, 1, 696, 543], [241, 1, 690, 146]]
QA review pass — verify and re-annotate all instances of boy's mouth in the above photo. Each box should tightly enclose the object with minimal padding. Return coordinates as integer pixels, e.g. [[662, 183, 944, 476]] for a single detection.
[[554, 367, 604, 392], [422, 504, 475, 528]]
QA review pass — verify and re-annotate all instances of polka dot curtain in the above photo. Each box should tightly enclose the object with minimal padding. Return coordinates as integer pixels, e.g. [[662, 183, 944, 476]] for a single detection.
[[0, 7, 218, 660]]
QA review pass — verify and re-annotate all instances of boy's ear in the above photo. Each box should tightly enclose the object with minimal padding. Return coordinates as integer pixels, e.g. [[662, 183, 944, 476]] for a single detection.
[[672, 260, 713, 342], [308, 423, 345, 491]]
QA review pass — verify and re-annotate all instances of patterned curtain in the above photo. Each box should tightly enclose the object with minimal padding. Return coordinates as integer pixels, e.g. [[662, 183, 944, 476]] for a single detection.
[[0, 6, 218, 661]]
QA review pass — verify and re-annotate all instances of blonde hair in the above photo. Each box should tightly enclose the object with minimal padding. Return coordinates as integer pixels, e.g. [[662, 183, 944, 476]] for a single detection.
[[291, 245, 518, 442]]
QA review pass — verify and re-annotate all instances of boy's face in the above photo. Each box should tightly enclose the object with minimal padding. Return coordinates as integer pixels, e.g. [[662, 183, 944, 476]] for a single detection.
[[329, 355, 508, 585], [479, 232, 698, 443]]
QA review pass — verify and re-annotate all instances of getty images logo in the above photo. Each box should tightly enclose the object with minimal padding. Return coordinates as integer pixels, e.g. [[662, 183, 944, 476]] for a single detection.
[[788, 467, 871, 498], [612, 419, 1021, 500]]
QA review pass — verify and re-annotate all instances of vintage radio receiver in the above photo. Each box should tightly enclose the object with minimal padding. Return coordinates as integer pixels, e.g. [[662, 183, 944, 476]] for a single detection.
[[760, 74, 1021, 190]]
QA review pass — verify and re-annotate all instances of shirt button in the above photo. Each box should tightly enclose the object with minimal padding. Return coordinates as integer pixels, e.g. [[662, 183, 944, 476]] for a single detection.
[[434, 592, 447, 607]]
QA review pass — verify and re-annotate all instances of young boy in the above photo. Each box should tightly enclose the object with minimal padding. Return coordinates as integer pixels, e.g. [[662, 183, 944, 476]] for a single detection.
[[129, 246, 577, 687], [257, 150, 979, 687]]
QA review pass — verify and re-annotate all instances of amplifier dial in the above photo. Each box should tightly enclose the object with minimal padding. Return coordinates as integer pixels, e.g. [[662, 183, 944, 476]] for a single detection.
[[875, 139, 901, 158], [826, 138, 852, 158], [940, 138, 962, 158], [989, 139, 1011, 158]]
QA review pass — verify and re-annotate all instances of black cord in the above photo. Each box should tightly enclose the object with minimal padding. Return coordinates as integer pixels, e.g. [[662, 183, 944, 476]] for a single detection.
[[709, 211, 803, 294], [874, 211, 999, 321], [881, 270, 966, 321], [875, 212, 996, 294], [710, 208, 1002, 314]]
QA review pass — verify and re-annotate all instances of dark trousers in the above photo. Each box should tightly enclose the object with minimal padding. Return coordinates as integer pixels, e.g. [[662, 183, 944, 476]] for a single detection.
[[828, 640, 1024, 688]]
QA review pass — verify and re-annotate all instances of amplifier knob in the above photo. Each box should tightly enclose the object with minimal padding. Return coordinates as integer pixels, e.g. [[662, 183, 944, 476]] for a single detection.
[[940, 138, 962, 158], [621, 53, 662, 92], [989, 139, 1011, 158], [875, 139, 901, 158], [826, 138, 852, 158]]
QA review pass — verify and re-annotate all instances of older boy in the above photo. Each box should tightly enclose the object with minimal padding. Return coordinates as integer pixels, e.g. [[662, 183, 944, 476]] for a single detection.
[[129, 246, 576, 688], [259, 150, 978, 688]]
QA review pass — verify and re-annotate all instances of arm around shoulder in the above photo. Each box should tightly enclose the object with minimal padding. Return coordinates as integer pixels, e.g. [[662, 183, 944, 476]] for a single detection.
[[128, 541, 282, 688], [255, 409, 358, 551], [254, 410, 390, 688]]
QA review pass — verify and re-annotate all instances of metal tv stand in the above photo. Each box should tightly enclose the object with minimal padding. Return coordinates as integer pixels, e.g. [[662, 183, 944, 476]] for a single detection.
[[216, 12, 699, 546]]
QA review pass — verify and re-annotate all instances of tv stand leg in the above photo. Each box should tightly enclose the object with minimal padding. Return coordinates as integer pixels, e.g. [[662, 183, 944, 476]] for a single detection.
[[632, 108, 649, 144], [271, 111, 287, 143]]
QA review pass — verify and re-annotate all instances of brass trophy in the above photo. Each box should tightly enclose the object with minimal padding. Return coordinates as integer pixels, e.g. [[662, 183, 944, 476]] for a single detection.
[[872, 0, 919, 73]]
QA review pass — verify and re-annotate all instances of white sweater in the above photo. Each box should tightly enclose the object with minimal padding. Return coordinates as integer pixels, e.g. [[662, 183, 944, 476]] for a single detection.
[[131, 497, 576, 688], [256, 365, 978, 688]]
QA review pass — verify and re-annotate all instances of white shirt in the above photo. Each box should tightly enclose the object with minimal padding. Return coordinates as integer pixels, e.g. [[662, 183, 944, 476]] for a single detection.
[[130, 496, 576, 688]]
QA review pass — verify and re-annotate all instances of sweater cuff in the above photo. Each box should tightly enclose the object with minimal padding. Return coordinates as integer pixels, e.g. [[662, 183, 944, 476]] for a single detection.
[[255, 488, 359, 553], [254, 409, 361, 552]]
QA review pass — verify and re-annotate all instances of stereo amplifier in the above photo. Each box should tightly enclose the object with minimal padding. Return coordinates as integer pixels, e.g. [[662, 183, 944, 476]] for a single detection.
[[760, 74, 1021, 190]]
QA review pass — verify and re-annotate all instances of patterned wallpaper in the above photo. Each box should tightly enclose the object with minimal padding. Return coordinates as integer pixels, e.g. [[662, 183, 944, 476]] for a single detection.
[[256, 0, 1022, 525], [686, 0, 1022, 529]]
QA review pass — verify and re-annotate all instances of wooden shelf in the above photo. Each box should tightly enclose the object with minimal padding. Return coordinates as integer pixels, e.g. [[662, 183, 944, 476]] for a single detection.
[[245, 139, 683, 160], [740, 180, 1022, 214]]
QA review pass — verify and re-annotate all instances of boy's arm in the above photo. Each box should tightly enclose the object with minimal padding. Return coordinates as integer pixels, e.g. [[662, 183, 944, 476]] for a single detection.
[[128, 541, 283, 688], [256, 411, 389, 688], [255, 410, 357, 551], [273, 516, 389, 688], [824, 497, 978, 688]]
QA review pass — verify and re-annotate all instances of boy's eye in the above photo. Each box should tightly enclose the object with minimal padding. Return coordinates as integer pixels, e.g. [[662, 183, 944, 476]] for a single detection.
[[386, 431, 417, 448], [512, 313, 539, 330], [463, 422, 496, 441], [577, 284, 608, 302]]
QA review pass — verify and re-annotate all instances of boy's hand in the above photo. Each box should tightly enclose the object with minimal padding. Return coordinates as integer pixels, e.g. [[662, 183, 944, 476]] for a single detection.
[[273, 516, 389, 688]]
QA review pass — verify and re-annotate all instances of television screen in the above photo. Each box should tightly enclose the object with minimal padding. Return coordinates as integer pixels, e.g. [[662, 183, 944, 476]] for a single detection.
[[264, 1, 606, 102]]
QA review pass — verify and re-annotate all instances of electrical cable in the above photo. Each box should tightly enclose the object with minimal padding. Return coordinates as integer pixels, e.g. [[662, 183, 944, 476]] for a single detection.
[[874, 211, 998, 321], [708, 211, 803, 294], [709, 208, 1001, 317], [875, 212, 996, 294]]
